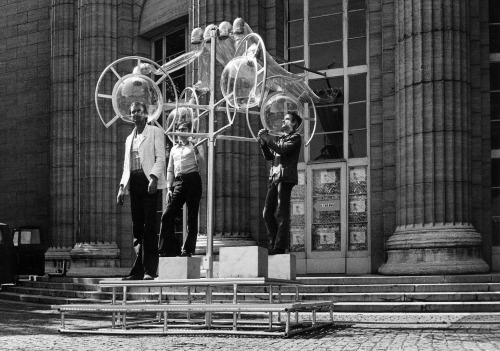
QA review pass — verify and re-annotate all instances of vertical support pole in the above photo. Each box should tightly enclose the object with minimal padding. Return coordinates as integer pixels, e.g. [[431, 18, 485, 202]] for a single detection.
[[187, 286, 191, 320], [233, 283, 238, 327], [204, 27, 217, 328], [122, 286, 127, 328], [295, 286, 299, 322], [205, 28, 217, 279], [61, 312, 65, 329], [112, 287, 116, 328], [278, 286, 282, 323], [286, 310, 290, 335], [163, 311, 168, 332]]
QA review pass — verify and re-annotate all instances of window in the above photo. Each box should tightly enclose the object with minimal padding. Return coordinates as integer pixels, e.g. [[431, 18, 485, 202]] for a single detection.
[[287, 0, 368, 163], [286, 0, 369, 256], [490, 0, 500, 245]]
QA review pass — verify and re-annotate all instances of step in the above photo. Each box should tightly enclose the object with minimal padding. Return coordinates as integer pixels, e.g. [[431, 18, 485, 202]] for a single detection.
[[332, 301, 500, 313], [298, 273, 500, 285], [18, 280, 101, 292], [0, 291, 108, 305]]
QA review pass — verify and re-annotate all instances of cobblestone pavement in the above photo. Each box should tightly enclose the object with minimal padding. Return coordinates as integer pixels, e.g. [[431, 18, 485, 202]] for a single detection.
[[1, 300, 500, 351]]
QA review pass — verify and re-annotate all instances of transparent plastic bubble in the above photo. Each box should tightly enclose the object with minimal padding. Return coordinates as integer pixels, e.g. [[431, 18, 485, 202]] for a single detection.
[[166, 107, 194, 131], [221, 56, 263, 109], [112, 74, 163, 123], [260, 92, 303, 135]]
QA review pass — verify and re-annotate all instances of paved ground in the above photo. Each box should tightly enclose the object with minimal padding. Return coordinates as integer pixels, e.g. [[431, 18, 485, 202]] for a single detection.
[[1, 300, 500, 351]]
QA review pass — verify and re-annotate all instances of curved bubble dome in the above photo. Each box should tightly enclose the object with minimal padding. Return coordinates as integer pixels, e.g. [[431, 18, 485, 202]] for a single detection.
[[166, 107, 195, 130], [220, 56, 264, 109], [260, 92, 304, 135], [112, 74, 163, 123]]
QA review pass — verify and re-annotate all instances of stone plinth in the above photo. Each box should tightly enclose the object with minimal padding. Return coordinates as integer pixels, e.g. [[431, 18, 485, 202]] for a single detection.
[[268, 254, 296, 280], [158, 257, 201, 279], [219, 246, 268, 278]]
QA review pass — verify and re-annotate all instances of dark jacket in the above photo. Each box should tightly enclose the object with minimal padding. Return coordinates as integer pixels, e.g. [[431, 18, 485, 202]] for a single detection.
[[260, 132, 302, 185]]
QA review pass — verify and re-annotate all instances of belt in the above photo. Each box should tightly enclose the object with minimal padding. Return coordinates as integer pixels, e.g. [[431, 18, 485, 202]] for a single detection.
[[131, 169, 144, 174], [174, 171, 199, 180]]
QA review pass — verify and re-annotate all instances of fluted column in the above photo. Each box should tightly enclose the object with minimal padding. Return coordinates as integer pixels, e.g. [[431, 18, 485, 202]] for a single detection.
[[195, 1, 258, 254], [379, 0, 489, 274], [46, 0, 76, 272], [68, 0, 121, 270]]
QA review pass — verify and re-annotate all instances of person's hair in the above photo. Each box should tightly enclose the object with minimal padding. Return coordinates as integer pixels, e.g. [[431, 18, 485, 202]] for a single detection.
[[177, 121, 192, 130], [288, 111, 302, 130], [130, 101, 147, 114]]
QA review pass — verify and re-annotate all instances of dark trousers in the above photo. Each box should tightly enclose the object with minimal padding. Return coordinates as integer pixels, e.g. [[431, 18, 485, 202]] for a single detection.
[[129, 172, 159, 277], [263, 181, 294, 251], [158, 172, 202, 256]]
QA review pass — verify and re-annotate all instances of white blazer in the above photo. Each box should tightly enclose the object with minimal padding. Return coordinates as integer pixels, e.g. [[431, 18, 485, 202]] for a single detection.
[[119, 124, 167, 193]]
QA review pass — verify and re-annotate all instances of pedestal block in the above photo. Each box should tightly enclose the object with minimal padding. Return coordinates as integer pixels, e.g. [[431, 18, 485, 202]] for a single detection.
[[158, 257, 201, 280], [219, 246, 268, 278], [268, 254, 296, 280]]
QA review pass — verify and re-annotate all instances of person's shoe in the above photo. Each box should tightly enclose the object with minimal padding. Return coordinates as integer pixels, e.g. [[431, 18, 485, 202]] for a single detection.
[[122, 275, 141, 281], [143, 274, 154, 280], [268, 248, 285, 255], [178, 252, 192, 257]]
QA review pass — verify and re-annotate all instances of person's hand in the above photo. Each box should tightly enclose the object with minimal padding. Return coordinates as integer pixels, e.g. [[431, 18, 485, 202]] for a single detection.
[[258, 129, 269, 144], [166, 189, 173, 204], [148, 177, 158, 194], [117, 187, 124, 205]]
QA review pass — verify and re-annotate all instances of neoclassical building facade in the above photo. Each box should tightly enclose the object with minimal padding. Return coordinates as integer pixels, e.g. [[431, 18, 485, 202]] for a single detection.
[[0, 0, 497, 276]]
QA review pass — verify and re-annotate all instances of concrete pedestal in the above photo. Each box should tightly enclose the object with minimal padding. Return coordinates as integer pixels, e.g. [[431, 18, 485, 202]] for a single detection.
[[158, 257, 201, 279], [268, 254, 296, 280], [219, 246, 268, 278]]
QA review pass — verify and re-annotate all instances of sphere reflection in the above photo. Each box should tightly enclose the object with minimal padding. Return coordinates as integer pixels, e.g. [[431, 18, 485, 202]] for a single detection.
[[221, 56, 263, 109], [112, 74, 162, 123], [166, 107, 194, 131], [260, 92, 303, 135]]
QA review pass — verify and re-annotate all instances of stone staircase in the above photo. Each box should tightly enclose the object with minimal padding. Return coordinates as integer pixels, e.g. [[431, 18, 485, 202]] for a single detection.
[[1, 274, 500, 314]]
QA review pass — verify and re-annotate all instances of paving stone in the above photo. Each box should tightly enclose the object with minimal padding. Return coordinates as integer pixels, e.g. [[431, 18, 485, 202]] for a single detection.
[[2, 301, 500, 350]]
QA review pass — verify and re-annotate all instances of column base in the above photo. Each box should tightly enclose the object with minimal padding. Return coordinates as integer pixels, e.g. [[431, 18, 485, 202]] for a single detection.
[[67, 242, 122, 277], [379, 224, 490, 275], [45, 247, 72, 275]]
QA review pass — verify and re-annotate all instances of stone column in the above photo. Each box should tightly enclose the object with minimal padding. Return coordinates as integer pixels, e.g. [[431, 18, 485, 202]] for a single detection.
[[68, 0, 121, 272], [46, 0, 76, 273], [379, 0, 489, 274], [195, 0, 263, 253]]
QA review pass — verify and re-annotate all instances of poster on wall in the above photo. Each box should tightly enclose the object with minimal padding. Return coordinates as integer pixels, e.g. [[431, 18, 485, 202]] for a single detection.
[[349, 167, 366, 182], [320, 170, 336, 184], [290, 227, 305, 252], [312, 225, 340, 251], [349, 198, 366, 213]]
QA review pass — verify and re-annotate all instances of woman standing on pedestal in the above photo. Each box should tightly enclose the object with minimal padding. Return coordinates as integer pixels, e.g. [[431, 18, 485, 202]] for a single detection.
[[158, 122, 204, 257]]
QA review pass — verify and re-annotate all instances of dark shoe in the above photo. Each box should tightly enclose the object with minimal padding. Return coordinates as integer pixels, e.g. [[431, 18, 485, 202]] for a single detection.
[[268, 248, 285, 255], [143, 274, 154, 280], [122, 275, 142, 281], [178, 252, 192, 257]]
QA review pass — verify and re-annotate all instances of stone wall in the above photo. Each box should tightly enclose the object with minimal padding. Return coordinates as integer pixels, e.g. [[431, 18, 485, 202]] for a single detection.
[[0, 0, 51, 244]]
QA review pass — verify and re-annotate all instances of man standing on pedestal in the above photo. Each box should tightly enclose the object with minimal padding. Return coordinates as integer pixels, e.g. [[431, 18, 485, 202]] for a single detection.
[[258, 112, 302, 255], [117, 101, 167, 280]]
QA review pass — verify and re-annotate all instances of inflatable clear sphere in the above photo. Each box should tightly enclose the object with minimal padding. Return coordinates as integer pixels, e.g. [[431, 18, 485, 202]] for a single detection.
[[221, 56, 263, 109], [260, 92, 304, 135], [166, 107, 194, 131], [112, 74, 163, 123]]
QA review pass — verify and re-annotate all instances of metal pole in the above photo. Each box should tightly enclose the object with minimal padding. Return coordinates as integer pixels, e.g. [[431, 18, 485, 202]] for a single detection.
[[205, 28, 216, 279], [204, 27, 217, 327]]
